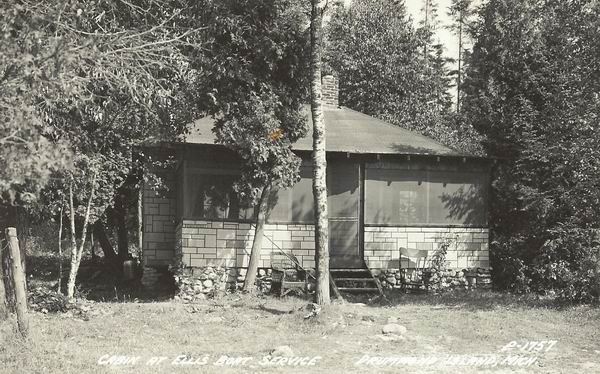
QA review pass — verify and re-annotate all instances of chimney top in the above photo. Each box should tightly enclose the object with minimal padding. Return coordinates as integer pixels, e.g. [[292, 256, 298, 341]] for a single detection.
[[322, 75, 339, 107]]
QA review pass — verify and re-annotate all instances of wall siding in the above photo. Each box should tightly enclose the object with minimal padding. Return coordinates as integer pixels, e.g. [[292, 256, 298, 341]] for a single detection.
[[174, 220, 489, 271], [142, 172, 178, 266], [177, 220, 316, 269], [363, 226, 489, 270]]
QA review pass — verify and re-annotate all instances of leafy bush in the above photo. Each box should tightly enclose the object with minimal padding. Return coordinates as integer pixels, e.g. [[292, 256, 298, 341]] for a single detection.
[[530, 226, 600, 302], [28, 287, 71, 313]]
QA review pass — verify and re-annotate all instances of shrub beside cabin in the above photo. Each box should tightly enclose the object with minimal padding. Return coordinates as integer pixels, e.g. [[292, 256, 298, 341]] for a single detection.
[[141, 77, 491, 292]]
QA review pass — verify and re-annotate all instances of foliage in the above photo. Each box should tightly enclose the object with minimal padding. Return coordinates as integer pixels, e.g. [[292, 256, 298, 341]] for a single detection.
[[196, 0, 310, 203], [446, 0, 475, 111], [1, 0, 207, 298], [463, 0, 600, 301], [188, 0, 310, 292], [2, 0, 202, 213], [430, 238, 451, 274], [324, 0, 483, 154], [28, 287, 71, 313], [0, 2, 73, 203]]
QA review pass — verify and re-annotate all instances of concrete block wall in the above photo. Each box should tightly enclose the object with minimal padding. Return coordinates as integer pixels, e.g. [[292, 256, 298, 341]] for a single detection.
[[363, 226, 489, 270], [142, 172, 178, 266], [178, 220, 316, 269]]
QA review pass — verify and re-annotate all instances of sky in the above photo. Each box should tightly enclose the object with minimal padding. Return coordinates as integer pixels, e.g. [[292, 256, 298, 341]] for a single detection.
[[405, 0, 463, 64]]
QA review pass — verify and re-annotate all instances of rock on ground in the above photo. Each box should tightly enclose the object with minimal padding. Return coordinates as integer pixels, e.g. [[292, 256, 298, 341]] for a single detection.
[[270, 345, 294, 357], [382, 323, 407, 335]]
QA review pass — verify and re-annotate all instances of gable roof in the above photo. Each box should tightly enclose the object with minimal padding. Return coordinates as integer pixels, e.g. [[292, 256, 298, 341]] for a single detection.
[[183, 105, 467, 157]]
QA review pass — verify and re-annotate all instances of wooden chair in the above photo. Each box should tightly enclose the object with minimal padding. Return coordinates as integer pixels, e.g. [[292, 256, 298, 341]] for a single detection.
[[270, 253, 308, 297], [399, 247, 431, 293]]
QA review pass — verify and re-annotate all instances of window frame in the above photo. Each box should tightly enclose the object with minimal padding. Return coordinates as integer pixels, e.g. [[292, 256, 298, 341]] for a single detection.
[[364, 165, 489, 228], [266, 165, 315, 224], [182, 166, 257, 223]]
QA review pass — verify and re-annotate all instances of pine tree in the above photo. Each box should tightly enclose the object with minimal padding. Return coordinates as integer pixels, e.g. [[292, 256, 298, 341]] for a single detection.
[[448, 0, 473, 113], [324, 0, 480, 153], [463, 0, 600, 301]]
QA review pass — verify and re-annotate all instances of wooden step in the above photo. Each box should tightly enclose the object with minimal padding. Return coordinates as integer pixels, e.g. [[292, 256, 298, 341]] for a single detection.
[[331, 268, 371, 272], [331, 271, 373, 279], [331, 265, 384, 296], [337, 287, 380, 292], [334, 277, 377, 282]]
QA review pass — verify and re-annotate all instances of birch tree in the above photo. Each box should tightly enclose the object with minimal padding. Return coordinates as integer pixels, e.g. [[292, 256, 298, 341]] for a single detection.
[[310, 0, 330, 305]]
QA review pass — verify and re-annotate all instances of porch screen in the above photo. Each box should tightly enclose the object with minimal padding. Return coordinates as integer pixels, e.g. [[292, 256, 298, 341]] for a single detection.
[[185, 172, 255, 220], [267, 166, 314, 223], [365, 168, 487, 226]]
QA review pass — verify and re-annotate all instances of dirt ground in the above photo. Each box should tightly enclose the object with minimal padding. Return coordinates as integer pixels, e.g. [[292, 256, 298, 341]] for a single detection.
[[1, 290, 600, 374]]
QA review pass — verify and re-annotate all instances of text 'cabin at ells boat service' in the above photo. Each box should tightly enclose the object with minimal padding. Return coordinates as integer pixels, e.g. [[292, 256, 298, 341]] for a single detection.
[[140, 76, 492, 294]]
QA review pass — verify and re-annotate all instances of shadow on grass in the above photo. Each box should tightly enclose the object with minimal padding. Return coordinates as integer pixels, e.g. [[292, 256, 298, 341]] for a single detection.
[[255, 304, 296, 315], [361, 289, 587, 312], [26, 252, 176, 303]]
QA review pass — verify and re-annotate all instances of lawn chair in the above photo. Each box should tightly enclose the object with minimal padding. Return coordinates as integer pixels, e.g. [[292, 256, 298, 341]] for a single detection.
[[399, 247, 431, 293], [270, 252, 308, 297]]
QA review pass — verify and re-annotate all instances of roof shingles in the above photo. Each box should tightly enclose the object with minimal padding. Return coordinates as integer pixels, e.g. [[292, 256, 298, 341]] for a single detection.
[[184, 105, 466, 157]]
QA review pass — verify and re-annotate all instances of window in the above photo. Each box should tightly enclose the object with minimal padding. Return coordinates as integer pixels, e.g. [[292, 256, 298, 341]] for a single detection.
[[184, 171, 255, 220], [365, 167, 487, 226], [268, 166, 314, 223]]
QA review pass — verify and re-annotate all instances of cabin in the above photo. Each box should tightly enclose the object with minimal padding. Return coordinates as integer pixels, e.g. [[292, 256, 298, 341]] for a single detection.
[[141, 76, 491, 292]]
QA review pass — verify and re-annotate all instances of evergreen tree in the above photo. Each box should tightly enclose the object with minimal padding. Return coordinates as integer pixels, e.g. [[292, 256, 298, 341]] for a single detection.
[[463, 0, 600, 301], [325, 0, 481, 153], [447, 0, 474, 113]]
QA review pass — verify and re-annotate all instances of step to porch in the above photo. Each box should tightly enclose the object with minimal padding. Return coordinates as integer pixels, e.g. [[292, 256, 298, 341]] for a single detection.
[[330, 268, 383, 295]]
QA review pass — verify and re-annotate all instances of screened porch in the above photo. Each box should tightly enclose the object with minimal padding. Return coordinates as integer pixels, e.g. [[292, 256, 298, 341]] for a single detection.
[[175, 147, 489, 269]]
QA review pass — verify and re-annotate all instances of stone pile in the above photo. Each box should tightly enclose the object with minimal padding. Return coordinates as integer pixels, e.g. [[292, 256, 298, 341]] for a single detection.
[[174, 266, 236, 301], [378, 267, 493, 291], [171, 264, 492, 299], [174, 267, 277, 300]]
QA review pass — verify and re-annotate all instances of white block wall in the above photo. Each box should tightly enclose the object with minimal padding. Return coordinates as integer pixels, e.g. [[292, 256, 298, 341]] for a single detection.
[[177, 220, 316, 269], [142, 174, 177, 266], [363, 226, 489, 270]]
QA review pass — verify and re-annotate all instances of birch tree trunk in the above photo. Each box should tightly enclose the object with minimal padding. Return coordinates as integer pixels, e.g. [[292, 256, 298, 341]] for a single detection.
[[456, 14, 462, 113], [67, 182, 77, 299], [0, 237, 7, 320], [6, 227, 28, 337], [66, 172, 97, 300], [310, 0, 330, 305], [243, 182, 272, 292], [57, 205, 63, 294], [137, 184, 143, 260]]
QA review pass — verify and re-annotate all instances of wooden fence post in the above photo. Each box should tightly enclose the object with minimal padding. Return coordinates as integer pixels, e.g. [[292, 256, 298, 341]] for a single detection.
[[6, 227, 28, 337], [0, 237, 7, 321]]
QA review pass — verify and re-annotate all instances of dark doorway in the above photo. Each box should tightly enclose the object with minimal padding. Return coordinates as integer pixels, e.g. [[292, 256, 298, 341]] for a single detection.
[[328, 161, 362, 268]]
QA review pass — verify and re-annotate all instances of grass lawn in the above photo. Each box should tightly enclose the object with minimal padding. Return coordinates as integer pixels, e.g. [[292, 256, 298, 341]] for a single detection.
[[1, 291, 599, 374]]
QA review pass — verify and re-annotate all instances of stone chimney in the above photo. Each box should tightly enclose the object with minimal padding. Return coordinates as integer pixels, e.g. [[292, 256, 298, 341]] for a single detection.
[[321, 75, 339, 107]]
